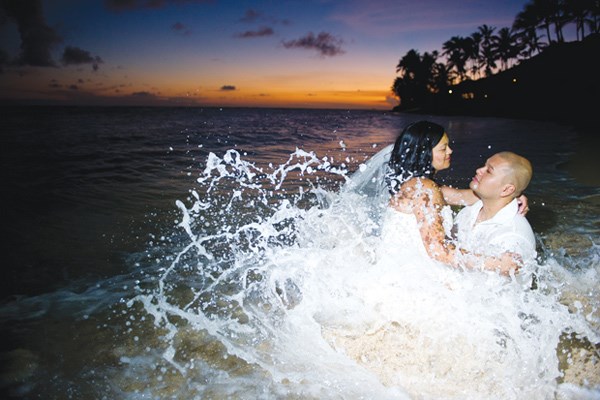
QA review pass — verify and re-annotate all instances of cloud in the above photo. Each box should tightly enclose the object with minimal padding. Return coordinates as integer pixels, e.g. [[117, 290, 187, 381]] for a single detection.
[[0, 0, 62, 66], [105, 0, 212, 12], [220, 85, 236, 91], [239, 8, 261, 23], [131, 91, 155, 97], [282, 32, 345, 57], [235, 26, 274, 39], [171, 21, 191, 35], [239, 8, 290, 25], [61, 46, 104, 71]]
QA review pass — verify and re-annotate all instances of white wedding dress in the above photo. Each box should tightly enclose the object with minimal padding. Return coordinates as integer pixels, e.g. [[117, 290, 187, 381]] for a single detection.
[[324, 148, 465, 393], [380, 208, 430, 258], [321, 146, 477, 395], [344, 144, 454, 261]]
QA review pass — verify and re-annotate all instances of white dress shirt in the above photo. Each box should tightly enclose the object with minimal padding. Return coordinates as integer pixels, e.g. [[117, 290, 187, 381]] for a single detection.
[[453, 198, 536, 262]]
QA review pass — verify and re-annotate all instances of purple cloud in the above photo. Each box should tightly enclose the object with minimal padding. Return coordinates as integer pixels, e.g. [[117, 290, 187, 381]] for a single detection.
[[239, 8, 289, 25], [131, 91, 155, 97], [105, 0, 212, 12], [171, 21, 191, 35], [282, 32, 345, 57], [0, 0, 62, 66], [61, 46, 104, 71], [235, 27, 274, 39], [239, 9, 261, 23]]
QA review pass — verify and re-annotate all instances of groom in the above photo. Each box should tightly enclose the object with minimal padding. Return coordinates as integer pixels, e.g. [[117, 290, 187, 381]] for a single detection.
[[451, 151, 536, 274]]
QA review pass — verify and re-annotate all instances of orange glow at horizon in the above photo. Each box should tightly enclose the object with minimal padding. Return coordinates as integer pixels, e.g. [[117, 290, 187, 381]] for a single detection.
[[0, 64, 397, 110], [99, 85, 395, 109], [188, 88, 396, 109]]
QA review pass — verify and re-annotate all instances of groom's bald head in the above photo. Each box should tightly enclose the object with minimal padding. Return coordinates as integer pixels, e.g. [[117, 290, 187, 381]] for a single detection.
[[495, 152, 532, 196]]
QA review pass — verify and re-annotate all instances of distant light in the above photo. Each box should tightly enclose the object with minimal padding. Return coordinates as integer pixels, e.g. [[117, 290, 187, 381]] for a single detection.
[[448, 89, 453, 94], [484, 94, 488, 98], [512, 78, 517, 83]]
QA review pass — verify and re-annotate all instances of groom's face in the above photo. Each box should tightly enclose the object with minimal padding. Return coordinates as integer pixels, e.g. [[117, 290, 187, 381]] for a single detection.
[[469, 154, 510, 198]]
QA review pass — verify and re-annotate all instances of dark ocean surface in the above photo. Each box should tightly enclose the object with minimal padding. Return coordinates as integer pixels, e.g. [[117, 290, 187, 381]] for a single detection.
[[0, 106, 598, 399]]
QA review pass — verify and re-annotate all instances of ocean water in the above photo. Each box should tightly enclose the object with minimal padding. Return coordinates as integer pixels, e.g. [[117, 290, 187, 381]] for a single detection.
[[0, 106, 598, 399]]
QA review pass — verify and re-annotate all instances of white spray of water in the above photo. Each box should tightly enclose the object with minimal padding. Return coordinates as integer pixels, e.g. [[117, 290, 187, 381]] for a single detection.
[[132, 148, 599, 399]]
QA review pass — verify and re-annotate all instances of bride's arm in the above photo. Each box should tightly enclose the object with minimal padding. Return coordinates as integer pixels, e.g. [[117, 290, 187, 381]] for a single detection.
[[391, 178, 453, 263], [403, 179, 521, 275], [441, 185, 529, 215], [441, 185, 478, 206]]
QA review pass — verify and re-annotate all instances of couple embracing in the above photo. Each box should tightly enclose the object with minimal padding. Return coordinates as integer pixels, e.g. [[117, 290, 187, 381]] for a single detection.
[[369, 120, 536, 275]]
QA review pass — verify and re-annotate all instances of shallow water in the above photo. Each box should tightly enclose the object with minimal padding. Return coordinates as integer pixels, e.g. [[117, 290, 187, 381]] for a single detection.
[[0, 107, 598, 399]]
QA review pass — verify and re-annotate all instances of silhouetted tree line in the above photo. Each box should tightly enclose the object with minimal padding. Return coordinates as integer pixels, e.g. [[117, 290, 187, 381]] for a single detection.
[[392, 0, 599, 112]]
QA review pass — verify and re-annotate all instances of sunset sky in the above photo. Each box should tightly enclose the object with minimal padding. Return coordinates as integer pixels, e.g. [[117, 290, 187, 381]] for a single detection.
[[0, 0, 531, 110]]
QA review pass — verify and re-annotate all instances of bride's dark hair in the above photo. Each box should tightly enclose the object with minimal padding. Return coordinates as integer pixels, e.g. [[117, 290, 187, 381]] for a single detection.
[[386, 120, 446, 194]]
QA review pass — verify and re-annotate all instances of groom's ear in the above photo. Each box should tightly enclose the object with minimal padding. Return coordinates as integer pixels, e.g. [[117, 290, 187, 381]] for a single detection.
[[500, 183, 516, 198]]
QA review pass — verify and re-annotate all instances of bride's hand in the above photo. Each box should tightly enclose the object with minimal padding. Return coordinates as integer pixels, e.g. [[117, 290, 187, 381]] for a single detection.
[[517, 194, 529, 215], [497, 252, 522, 276]]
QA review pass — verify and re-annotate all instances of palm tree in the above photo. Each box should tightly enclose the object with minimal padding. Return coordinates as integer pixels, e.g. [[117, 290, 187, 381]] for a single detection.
[[523, 0, 552, 44], [492, 27, 522, 70], [393, 49, 425, 108], [393, 49, 446, 108], [396, 50, 420, 78], [467, 32, 482, 79], [430, 60, 451, 95], [442, 36, 472, 82], [531, 0, 565, 43], [584, 0, 600, 34], [479, 45, 498, 77], [517, 28, 547, 59], [564, 0, 585, 40], [563, 0, 600, 39], [421, 50, 445, 93], [513, 3, 546, 54], [477, 25, 498, 77]]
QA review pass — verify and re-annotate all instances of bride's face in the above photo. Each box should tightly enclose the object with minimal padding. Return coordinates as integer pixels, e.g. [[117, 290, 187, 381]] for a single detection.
[[431, 133, 452, 171]]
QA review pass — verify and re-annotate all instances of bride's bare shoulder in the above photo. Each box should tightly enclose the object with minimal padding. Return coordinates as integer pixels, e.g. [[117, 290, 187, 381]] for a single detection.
[[390, 177, 441, 211], [400, 177, 439, 192]]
